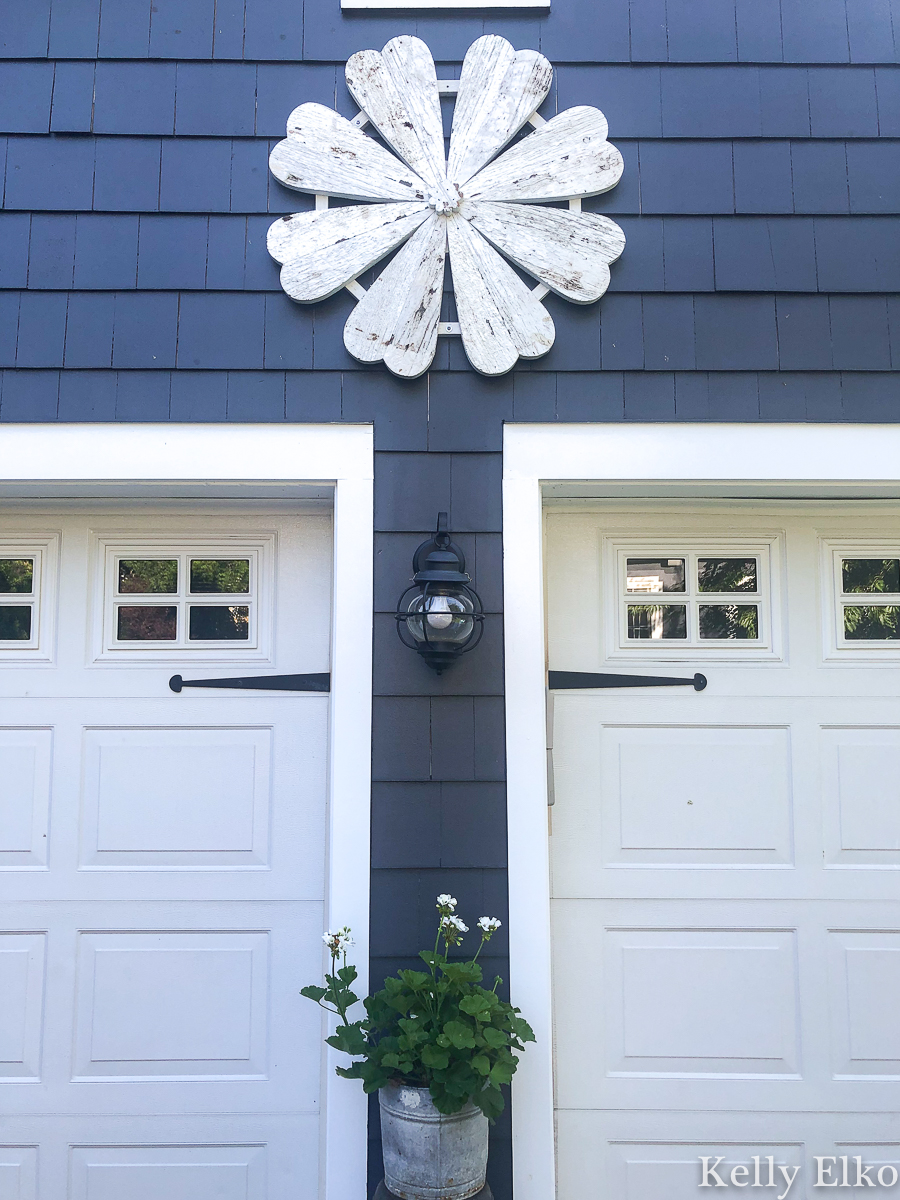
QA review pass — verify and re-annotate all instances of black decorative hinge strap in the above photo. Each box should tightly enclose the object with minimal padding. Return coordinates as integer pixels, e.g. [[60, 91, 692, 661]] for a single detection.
[[169, 672, 330, 693], [548, 670, 707, 692]]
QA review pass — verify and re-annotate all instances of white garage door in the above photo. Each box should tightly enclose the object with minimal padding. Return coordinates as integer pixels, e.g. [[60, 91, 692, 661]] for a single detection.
[[546, 502, 900, 1197], [0, 503, 332, 1200]]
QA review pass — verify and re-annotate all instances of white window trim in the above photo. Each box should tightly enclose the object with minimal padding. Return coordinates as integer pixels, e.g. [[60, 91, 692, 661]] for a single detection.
[[0, 422, 374, 1200], [502, 421, 900, 1200]]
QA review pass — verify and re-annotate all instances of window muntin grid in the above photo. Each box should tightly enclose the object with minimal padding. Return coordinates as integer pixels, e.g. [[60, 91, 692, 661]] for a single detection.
[[619, 551, 765, 647], [0, 551, 42, 647], [107, 549, 259, 649], [836, 554, 900, 643]]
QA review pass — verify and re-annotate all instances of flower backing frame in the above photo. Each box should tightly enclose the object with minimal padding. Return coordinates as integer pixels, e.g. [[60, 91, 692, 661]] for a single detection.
[[267, 34, 626, 378]]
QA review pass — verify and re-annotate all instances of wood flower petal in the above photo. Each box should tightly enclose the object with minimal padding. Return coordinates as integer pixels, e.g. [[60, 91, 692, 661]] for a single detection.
[[447, 35, 552, 189], [346, 36, 446, 193], [446, 216, 554, 376], [267, 203, 430, 302], [466, 201, 625, 303], [344, 215, 446, 379], [465, 107, 624, 203], [269, 103, 428, 202]]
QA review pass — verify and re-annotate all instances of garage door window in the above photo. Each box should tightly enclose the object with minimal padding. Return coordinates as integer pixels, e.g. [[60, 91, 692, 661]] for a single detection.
[[828, 545, 900, 652], [0, 557, 35, 641], [98, 538, 273, 660], [620, 547, 766, 647]]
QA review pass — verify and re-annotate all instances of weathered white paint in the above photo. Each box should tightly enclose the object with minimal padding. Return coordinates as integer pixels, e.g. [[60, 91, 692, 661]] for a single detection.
[[270, 104, 428, 202], [268, 203, 429, 302], [346, 37, 447, 194], [447, 213, 554, 375], [468, 107, 624, 202], [343, 216, 446, 378], [267, 37, 624, 377], [447, 36, 552, 188], [469, 202, 625, 303]]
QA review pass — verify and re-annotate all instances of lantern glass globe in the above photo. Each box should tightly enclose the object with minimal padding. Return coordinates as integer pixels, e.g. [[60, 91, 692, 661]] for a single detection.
[[406, 590, 476, 645]]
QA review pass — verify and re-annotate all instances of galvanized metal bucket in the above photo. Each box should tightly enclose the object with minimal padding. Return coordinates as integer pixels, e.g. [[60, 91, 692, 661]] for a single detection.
[[379, 1084, 489, 1200]]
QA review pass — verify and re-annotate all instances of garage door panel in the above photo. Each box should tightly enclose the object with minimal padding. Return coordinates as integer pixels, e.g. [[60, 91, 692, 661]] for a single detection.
[[3, 899, 323, 1116], [0, 933, 45, 1082], [0, 731, 51, 870], [0, 508, 333, 1199], [72, 931, 268, 1081], [0, 699, 327, 903], [829, 930, 900, 1079], [606, 726, 793, 867], [68, 1145, 268, 1200], [606, 928, 800, 1077], [0, 1146, 37, 1200], [0, 1115, 319, 1200], [548, 505, 900, 1196], [81, 727, 273, 869], [823, 728, 900, 867]]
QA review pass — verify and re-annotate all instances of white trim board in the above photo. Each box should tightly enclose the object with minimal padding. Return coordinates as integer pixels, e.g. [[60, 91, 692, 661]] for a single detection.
[[0, 422, 374, 1200], [502, 422, 900, 1200]]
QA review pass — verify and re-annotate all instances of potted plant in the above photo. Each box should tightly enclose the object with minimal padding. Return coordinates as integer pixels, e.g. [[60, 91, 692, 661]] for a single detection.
[[302, 894, 535, 1200]]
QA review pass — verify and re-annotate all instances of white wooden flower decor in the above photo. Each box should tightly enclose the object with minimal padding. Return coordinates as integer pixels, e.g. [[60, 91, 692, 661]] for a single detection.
[[267, 35, 625, 378]]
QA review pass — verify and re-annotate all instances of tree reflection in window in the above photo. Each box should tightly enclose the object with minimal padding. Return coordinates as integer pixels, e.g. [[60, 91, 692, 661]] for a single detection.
[[190, 560, 250, 594], [699, 603, 759, 639], [188, 605, 250, 640], [844, 605, 900, 640], [697, 558, 757, 593], [841, 559, 900, 595], [117, 606, 178, 640], [118, 560, 178, 594], [0, 559, 33, 594]]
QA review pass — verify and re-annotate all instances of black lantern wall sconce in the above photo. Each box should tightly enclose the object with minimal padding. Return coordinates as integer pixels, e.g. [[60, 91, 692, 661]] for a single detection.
[[395, 513, 484, 674]]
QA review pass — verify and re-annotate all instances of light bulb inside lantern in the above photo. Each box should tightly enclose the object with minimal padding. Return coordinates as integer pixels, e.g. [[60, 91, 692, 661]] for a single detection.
[[425, 593, 453, 630]]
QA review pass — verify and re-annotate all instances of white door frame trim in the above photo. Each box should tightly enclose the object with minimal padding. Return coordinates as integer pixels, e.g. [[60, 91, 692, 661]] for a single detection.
[[0, 422, 374, 1200], [502, 421, 900, 1200]]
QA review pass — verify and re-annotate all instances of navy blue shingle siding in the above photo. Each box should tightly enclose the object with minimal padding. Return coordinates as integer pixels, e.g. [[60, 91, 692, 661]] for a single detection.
[[1, 4, 898, 1198]]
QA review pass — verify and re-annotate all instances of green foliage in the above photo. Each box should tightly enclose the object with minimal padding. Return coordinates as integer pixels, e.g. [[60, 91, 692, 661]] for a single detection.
[[303, 911, 535, 1120]]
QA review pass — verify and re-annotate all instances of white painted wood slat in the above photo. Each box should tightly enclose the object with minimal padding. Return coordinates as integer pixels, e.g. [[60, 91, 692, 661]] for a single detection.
[[466, 107, 623, 203], [269, 104, 427, 202], [346, 36, 446, 193], [446, 215, 554, 375], [467, 201, 625, 303], [447, 36, 552, 188], [267, 203, 429, 302], [343, 216, 446, 378]]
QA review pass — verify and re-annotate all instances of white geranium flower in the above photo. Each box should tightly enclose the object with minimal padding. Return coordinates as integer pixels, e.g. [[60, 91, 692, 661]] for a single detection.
[[440, 914, 469, 945], [322, 926, 354, 955], [436, 893, 457, 912], [268, 34, 625, 379], [477, 916, 502, 937]]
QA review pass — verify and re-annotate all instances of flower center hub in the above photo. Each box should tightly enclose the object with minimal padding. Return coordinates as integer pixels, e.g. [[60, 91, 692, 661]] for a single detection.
[[428, 184, 462, 215]]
